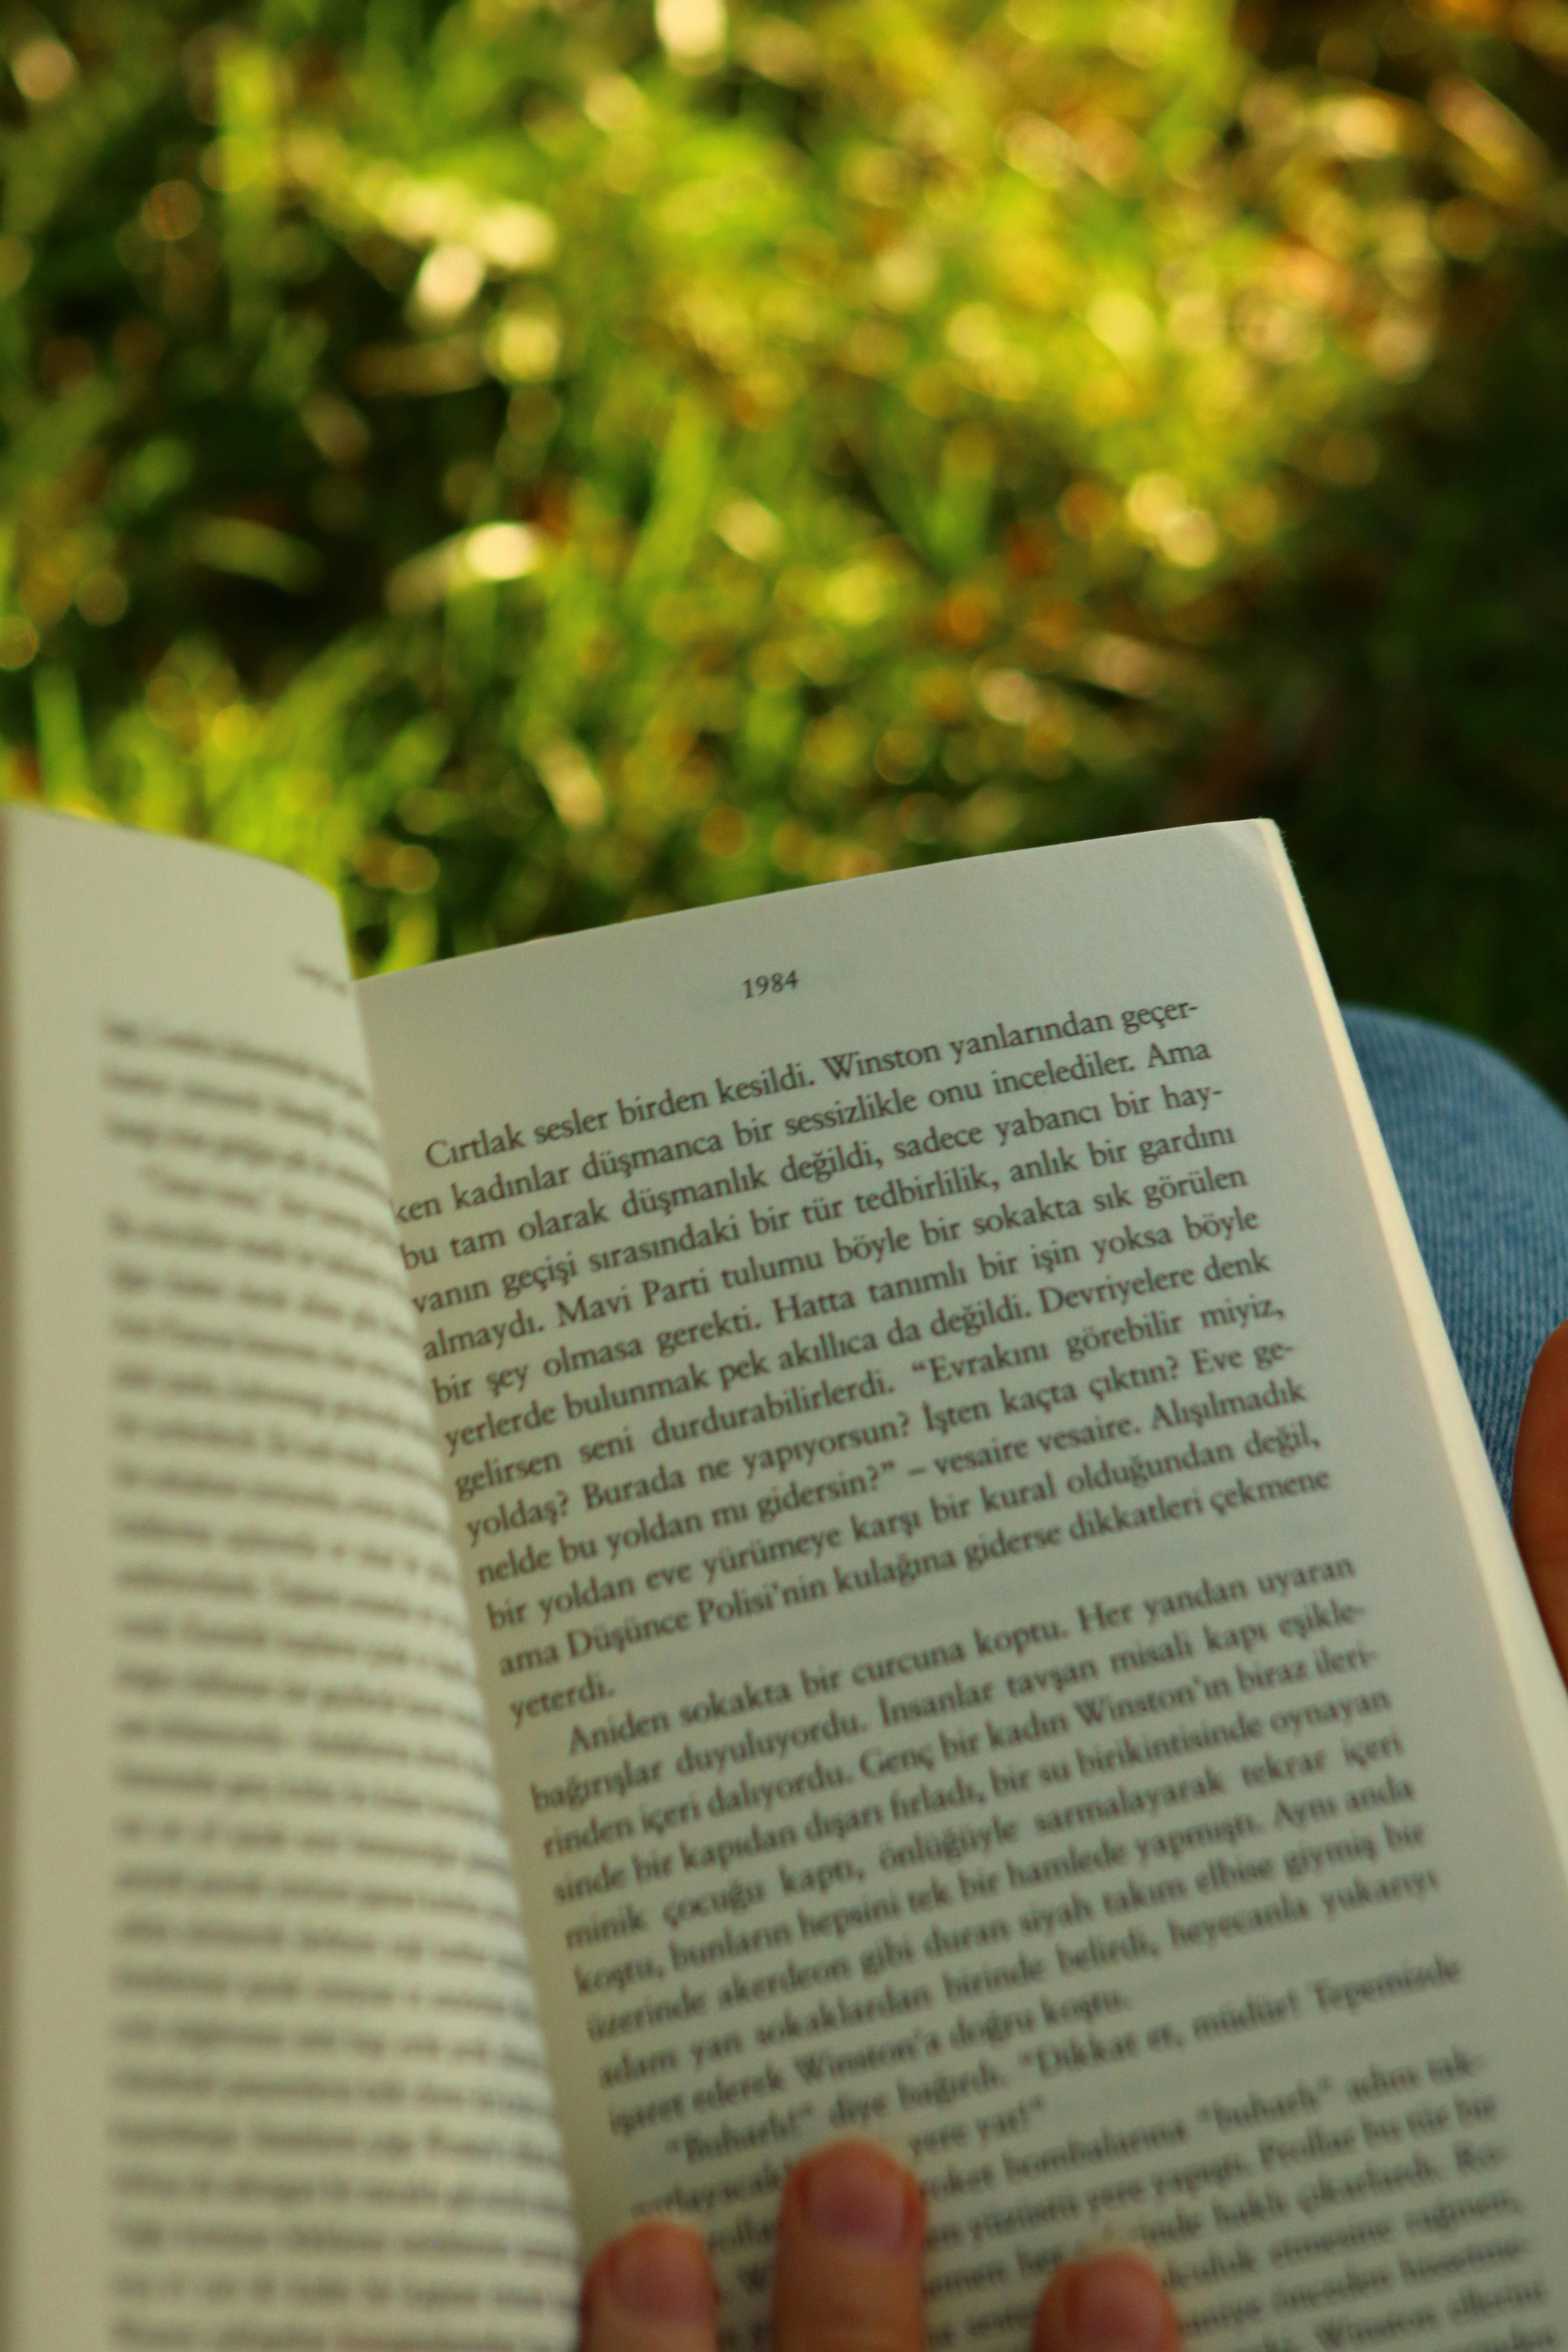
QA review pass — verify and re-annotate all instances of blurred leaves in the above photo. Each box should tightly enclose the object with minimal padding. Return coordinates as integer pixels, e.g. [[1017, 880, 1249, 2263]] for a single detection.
[[4, 0, 1568, 1085]]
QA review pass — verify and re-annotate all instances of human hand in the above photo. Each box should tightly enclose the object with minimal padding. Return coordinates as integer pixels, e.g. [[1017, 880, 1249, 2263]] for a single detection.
[[1513, 1318, 1568, 1682], [582, 2140, 1180, 2352], [580, 1332, 1568, 2352]]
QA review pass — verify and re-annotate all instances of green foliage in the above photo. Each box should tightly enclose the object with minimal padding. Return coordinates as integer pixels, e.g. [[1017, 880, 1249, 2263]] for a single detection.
[[5, 0, 1568, 1085]]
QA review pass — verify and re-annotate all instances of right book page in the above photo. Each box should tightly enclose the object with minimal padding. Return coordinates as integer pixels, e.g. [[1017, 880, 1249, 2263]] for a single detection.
[[361, 818, 1568, 2352]]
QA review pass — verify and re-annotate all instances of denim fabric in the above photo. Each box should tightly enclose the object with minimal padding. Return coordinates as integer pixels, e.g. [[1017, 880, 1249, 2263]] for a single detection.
[[1344, 1007, 1568, 1510]]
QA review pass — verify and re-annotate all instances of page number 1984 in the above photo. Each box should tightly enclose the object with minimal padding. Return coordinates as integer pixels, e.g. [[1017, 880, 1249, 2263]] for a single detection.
[[742, 971, 798, 999]]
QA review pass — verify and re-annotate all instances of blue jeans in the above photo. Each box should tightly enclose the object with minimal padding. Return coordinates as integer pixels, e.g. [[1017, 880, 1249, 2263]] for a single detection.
[[1346, 1008, 1568, 1511]]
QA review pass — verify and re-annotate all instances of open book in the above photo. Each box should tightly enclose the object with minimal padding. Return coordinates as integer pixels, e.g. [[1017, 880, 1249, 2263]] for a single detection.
[[7, 804, 1568, 2350]]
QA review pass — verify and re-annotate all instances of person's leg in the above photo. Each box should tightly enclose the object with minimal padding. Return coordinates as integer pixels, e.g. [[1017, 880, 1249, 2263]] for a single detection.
[[1343, 1007, 1568, 1510]]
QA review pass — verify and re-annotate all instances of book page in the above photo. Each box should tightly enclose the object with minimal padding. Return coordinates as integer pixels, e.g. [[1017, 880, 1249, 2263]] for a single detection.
[[360, 821, 1568, 2352], [0, 811, 577, 2349]]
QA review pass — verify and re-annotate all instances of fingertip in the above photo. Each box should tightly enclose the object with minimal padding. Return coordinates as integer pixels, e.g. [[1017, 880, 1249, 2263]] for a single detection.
[[1033, 2252, 1180, 2352], [774, 2141, 926, 2352], [584, 2221, 718, 2352], [783, 2139, 924, 2255]]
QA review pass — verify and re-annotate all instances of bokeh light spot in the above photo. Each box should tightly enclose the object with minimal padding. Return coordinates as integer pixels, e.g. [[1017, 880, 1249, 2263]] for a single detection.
[[699, 805, 750, 857]]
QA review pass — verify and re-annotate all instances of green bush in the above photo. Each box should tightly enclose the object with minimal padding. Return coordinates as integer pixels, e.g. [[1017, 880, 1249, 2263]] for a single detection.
[[5, 0, 1568, 1087]]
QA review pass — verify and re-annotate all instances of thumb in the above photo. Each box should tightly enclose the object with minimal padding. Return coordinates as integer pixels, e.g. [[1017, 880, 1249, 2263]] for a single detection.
[[1034, 2252, 1181, 2352], [1512, 1318, 1568, 1686]]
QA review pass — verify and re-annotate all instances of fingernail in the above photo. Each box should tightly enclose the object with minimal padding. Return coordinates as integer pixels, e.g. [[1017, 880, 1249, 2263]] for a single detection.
[[1051, 2256, 1170, 2352], [799, 2143, 918, 2253], [603, 2225, 715, 2325]]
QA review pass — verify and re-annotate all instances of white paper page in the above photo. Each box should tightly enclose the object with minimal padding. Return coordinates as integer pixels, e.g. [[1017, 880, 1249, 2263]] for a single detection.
[[0, 811, 577, 2350], [361, 821, 1568, 2352]]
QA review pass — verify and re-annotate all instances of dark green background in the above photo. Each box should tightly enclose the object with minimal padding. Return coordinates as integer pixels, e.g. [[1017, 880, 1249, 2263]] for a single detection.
[[4, 0, 1567, 1096]]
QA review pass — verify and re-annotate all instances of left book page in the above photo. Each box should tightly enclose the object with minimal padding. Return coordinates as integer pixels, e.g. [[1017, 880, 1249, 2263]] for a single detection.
[[0, 810, 577, 2349]]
